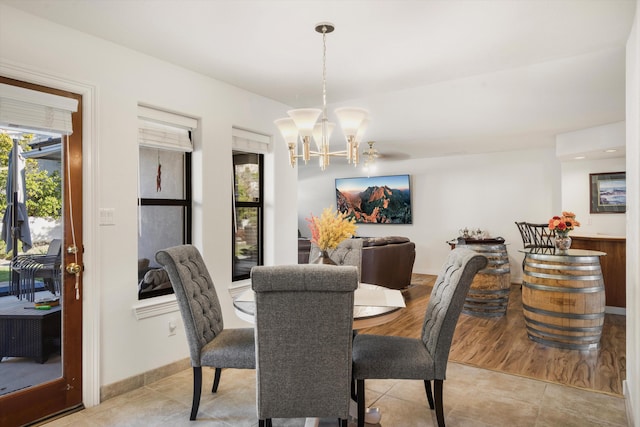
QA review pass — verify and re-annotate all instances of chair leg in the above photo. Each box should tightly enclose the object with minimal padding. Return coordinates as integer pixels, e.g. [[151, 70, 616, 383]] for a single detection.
[[424, 380, 435, 409], [351, 375, 357, 401], [339, 417, 347, 427], [356, 379, 365, 427], [190, 366, 202, 420], [267, 419, 273, 427], [212, 367, 222, 393], [434, 379, 445, 427]]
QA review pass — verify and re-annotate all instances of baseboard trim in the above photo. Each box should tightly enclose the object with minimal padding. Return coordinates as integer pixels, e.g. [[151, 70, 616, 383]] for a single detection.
[[605, 305, 627, 315], [100, 357, 190, 402], [623, 380, 635, 427]]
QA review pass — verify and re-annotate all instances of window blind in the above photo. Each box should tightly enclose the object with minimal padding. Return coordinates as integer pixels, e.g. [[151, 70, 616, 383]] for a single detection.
[[138, 105, 197, 152], [232, 127, 271, 153], [0, 83, 78, 135]]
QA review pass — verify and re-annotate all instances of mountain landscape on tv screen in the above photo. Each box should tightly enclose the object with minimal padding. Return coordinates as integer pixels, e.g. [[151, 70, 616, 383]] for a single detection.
[[336, 185, 412, 224]]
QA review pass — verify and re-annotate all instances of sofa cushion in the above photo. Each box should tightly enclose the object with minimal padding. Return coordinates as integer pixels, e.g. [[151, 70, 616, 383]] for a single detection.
[[362, 236, 410, 247]]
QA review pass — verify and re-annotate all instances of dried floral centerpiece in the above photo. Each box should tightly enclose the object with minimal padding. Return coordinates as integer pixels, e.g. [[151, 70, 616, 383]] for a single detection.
[[306, 207, 358, 264]]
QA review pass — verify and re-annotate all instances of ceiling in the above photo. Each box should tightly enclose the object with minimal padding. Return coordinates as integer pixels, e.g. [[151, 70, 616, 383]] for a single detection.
[[3, 0, 636, 164]]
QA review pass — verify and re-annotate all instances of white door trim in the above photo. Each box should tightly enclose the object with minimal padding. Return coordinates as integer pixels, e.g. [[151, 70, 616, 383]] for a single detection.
[[0, 60, 101, 407]]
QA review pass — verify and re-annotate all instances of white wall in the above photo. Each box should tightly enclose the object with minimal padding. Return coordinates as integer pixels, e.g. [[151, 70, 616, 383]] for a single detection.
[[560, 158, 626, 236], [558, 123, 626, 238], [625, 2, 639, 424], [0, 4, 297, 392], [298, 147, 562, 284]]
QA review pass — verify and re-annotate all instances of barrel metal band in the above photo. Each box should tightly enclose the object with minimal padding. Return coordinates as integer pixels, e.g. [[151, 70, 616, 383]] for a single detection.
[[523, 270, 603, 282], [524, 261, 601, 271], [522, 280, 603, 293], [523, 303, 604, 319], [478, 268, 511, 275], [464, 298, 509, 307], [468, 288, 510, 295], [525, 324, 601, 343], [525, 253, 601, 263], [524, 315, 604, 333], [525, 328, 600, 350]]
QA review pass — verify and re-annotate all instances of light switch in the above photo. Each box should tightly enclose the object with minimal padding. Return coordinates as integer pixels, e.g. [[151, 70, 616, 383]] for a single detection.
[[99, 208, 115, 226]]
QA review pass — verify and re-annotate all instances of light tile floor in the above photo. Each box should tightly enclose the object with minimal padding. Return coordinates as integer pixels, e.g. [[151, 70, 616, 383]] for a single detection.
[[40, 362, 628, 427]]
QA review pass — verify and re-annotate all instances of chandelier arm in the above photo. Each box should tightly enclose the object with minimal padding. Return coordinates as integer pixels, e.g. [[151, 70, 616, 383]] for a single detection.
[[326, 151, 349, 157]]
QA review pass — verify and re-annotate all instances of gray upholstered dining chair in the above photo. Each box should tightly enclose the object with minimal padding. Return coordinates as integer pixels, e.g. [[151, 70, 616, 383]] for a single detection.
[[351, 248, 487, 427], [251, 264, 358, 427], [155, 245, 255, 421], [309, 238, 363, 280]]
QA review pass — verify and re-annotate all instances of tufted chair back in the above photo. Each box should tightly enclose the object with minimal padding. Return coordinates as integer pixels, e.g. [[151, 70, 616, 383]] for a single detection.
[[156, 244, 224, 367], [309, 238, 363, 280], [421, 248, 488, 378], [251, 264, 358, 425]]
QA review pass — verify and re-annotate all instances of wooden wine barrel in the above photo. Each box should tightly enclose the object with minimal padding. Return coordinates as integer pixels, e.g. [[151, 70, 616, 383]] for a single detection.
[[457, 244, 511, 317], [522, 249, 606, 350]]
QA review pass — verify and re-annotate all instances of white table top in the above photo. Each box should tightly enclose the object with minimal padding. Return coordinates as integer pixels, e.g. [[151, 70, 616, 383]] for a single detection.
[[233, 282, 406, 329]]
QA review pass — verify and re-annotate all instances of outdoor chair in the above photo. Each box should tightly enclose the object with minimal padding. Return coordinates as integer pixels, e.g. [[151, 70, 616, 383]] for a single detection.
[[351, 248, 487, 427], [10, 238, 62, 301], [251, 264, 358, 427], [155, 244, 255, 421]]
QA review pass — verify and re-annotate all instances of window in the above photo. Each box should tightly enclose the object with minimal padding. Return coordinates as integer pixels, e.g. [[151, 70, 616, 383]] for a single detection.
[[232, 151, 263, 281], [137, 106, 196, 299], [231, 127, 269, 281]]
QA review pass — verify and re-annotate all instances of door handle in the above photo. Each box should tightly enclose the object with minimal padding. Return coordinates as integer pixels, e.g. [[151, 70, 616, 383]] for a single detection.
[[66, 262, 82, 275]]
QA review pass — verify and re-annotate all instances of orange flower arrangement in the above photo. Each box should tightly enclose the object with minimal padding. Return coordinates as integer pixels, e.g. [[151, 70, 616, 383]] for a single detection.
[[306, 207, 358, 251], [548, 211, 580, 236]]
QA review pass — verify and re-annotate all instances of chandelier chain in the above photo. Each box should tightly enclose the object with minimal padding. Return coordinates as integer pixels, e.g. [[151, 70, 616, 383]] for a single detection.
[[321, 27, 328, 121]]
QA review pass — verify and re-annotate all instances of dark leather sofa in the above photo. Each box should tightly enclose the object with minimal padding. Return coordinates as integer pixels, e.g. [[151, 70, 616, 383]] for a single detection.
[[298, 236, 416, 289]]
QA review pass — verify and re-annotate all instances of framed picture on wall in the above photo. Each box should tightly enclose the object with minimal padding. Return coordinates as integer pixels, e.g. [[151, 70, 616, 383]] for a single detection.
[[335, 174, 412, 224], [590, 172, 626, 214]]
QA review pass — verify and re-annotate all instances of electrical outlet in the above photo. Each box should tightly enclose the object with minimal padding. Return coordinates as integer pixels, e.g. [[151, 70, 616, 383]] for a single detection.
[[168, 318, 177, 336]]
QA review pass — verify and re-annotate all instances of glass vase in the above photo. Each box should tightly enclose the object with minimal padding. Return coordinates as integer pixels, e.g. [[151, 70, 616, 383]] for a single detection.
[[312, 249, 336, 265], [555, 234, 572, 252]]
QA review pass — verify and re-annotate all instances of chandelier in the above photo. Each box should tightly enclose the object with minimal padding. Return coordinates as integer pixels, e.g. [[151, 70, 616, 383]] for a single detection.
[[274, 22, 370, 171]]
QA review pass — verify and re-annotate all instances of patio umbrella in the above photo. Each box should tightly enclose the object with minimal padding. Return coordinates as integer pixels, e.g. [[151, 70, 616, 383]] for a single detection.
[[1, 139, 32, 257]]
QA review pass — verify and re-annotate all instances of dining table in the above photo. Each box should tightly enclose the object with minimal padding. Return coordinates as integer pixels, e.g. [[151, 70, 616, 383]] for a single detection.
[[233, 282, 406, 427]]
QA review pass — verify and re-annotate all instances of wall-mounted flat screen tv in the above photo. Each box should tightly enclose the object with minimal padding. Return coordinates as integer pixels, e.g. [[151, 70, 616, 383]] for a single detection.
[[335, 174, 412, 224]]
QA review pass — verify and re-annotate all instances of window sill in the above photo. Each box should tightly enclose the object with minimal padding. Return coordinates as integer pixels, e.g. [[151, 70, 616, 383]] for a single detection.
[[132, 294, 179, 320], [132, 280, 251, 320]]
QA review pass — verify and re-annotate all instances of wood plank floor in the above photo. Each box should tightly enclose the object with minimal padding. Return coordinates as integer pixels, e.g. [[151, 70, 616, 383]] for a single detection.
[[358, 274, 626, 396]]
